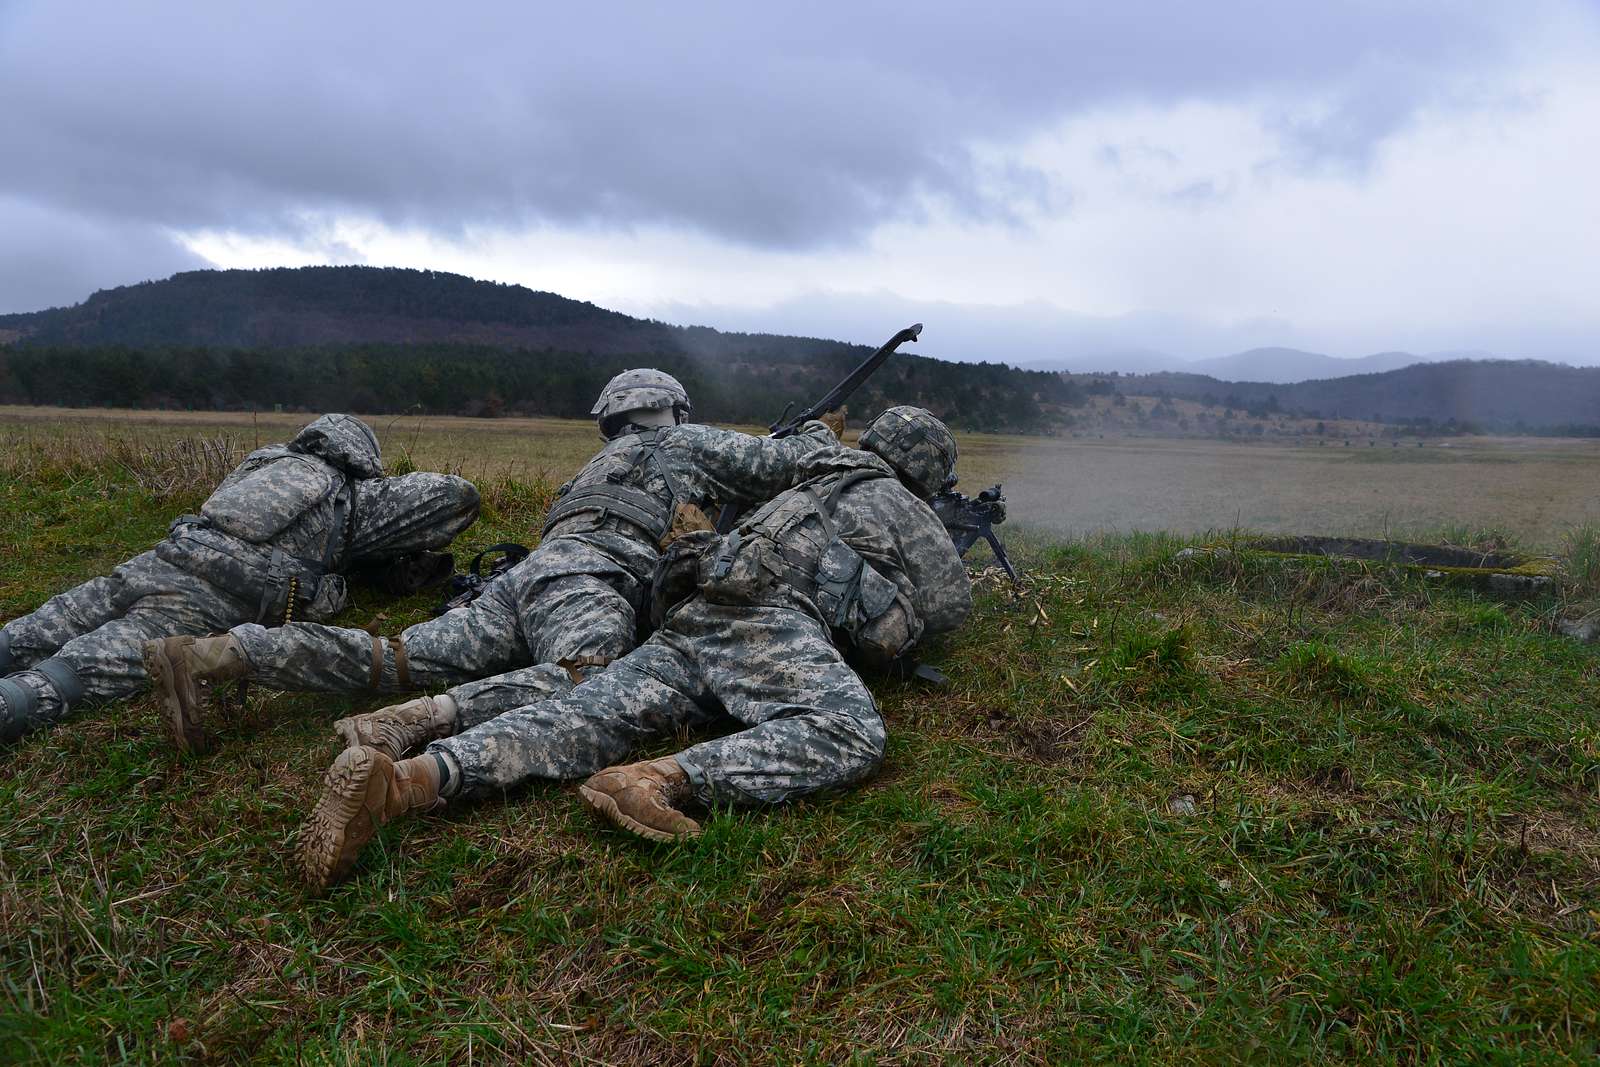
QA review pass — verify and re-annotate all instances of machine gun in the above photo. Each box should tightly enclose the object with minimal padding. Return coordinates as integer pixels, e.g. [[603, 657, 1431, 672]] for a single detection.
[[432, 543, 530, 615], [931, 480, 1020, 584]]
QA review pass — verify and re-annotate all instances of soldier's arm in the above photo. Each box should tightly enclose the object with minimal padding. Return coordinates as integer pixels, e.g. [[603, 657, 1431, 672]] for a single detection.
[[343, 473, 481, 562], [669, 422, 837, 506]]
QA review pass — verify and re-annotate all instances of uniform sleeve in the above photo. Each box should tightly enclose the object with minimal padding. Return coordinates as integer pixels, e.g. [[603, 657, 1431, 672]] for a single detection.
[[669, 421, 838, 507], [835, 480, 973, 665], [343, 473, 481, 562]]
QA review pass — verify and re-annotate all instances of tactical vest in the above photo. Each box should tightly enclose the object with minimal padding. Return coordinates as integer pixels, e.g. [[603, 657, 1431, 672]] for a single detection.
[[702, 468, 901, 634], [540, 428, 684, 545], [156, 451, 355, 625]]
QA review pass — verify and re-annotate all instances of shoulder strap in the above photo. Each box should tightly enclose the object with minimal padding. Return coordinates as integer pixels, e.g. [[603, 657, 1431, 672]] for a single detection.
[[321, 476, 352, 573], [639, 428, 685, 509], [805, 468, 886, 541]]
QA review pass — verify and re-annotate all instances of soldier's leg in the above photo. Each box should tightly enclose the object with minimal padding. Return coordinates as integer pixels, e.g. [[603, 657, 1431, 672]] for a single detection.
[[331, 663, 579, 761], [297, 632, 709, 888], [229, 570, 531, 694], [345, 472, 480, 560], [521, 570, 641, 672], [673, 602, 886, 808], [0, 552, 153, 672], [326, 568, 640, 761], [426, 633, 712, 799], [444, 663, 576, 731], [2, 558, 252, 740]]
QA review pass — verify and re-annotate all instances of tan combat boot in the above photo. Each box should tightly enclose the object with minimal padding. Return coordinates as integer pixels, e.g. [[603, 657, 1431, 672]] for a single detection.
[[578, 757, 702, 842], [143, 634, 249, 755], [296, 746, 441, 893], [333, 695, 457, 761]]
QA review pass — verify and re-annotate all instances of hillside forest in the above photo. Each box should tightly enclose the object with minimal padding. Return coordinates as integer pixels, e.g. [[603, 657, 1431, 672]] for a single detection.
[[1, 267, 1596, 434]]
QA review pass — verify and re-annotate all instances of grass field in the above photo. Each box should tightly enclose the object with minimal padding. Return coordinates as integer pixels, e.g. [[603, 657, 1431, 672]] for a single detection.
[[1, 412, 1598, 1063], [3, 405, 1596, 550]]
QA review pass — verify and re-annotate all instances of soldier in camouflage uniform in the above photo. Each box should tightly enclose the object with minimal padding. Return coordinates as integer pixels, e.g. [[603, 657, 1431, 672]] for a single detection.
[[297, 407, 971, 891], [0, 415, 480, 742], [146, 369, 840, 755]]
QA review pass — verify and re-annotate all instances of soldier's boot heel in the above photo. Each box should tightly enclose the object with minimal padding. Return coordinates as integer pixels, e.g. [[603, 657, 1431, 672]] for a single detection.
[[333, 695, 457, 761], [578, 757, 702, 843], [143, 634, 248, 756], [296, 746, 442, 893]]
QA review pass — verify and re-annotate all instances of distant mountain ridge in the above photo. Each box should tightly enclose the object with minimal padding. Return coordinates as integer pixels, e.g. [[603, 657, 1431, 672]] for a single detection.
[[0, 267, 673, 353], [2, 266, 1595, 431], [1123, 360, 1600, 432], [0, 267, 1077, 431], [1029, 346, 1495, 383]]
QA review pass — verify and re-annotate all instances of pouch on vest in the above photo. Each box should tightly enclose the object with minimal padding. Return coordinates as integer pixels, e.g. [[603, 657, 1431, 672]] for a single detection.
[[301, 573, 349, 622], [699, 529, 787, 606], [814, 536, 900, 636], [200, 455, 340, 543], [649, 529, 719, 628]]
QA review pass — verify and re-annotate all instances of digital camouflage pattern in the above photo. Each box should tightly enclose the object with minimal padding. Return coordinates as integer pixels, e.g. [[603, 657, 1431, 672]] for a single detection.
[[226, 420, 839, 700], [0, 416, 480, 741], [428, 445, 971, 807], [857, 405, 959, 500], [590, 367, 691, 438]]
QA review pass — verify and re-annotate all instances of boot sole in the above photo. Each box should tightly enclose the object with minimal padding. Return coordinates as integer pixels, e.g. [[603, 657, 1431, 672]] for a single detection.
[[577, 784, 697, 844], [296, 746, 383, 894], [143, 639, 210, 756]]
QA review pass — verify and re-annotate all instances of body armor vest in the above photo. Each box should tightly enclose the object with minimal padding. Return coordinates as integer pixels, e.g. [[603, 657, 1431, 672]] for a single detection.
[[702, 468, 900, 635], [156, 450, 354, 625], [541, 428, 684, 545]]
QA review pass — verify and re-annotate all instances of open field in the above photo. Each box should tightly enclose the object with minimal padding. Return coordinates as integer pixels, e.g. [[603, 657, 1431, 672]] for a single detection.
[[3, 405, 1597, 550], [1, 412, 1598, 1062]]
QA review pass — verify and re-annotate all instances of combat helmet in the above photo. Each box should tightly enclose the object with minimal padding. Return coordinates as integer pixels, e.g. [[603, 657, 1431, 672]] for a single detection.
[[289, 414, 383, 478], [591, 368, 692, 439], [859, 406, 957, 500]]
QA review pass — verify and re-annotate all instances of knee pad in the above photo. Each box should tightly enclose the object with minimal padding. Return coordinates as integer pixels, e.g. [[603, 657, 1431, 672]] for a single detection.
[[0, 675, 40, 735], [0, 631, 13, 673], [34, 658, 86, 706]]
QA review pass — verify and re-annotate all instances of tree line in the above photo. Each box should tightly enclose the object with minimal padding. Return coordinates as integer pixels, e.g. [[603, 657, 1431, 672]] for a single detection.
[[0, 342, 1082, 433]]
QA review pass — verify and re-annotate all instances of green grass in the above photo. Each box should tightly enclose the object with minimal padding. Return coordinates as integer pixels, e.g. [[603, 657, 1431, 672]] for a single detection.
[[2, 450, 1599, 1063]]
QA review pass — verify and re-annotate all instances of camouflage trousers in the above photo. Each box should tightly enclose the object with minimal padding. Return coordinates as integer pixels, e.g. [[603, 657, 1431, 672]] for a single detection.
[[231, 537, 641, 698], [429, 597, 885, 808], [0, 551, 254, 740]]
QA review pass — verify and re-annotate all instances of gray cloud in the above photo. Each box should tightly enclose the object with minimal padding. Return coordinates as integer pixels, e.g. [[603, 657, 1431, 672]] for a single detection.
[[0, 198, 205, 314], [0, 1, 1552, 256]]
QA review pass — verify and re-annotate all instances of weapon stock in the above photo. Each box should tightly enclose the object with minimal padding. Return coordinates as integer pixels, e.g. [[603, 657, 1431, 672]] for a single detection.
[[768, 322, 922, 439], [716, 323, 923, 532]]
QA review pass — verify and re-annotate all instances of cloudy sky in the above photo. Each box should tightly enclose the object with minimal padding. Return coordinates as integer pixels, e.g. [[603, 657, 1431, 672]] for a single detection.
[[2, 1, 1597, 366]]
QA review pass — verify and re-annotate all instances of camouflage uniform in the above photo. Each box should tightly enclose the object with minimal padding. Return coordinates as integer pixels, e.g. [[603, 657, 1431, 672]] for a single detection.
[[220, 421, 839, 703], [0, 415, 480, 740], [428, 445, 972, 806]]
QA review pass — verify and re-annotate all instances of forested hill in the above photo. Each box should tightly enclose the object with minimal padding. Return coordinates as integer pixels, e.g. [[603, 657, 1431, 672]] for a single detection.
[[1123, 360, 1600, 433], [0, 267, 1077, 431]]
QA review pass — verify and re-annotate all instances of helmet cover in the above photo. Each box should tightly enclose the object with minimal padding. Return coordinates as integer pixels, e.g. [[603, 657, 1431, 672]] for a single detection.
[[591, 368, 692, 438], [289, 414, 383, 478], [858, 406, 957, 499]]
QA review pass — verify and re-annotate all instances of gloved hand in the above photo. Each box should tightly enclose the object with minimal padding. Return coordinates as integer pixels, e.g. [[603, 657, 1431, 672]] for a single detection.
[[820, 407, 847, 438]]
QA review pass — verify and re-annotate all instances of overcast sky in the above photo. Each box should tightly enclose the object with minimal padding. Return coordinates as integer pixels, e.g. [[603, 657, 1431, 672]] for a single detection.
[[2, 1, 1598, 365]]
